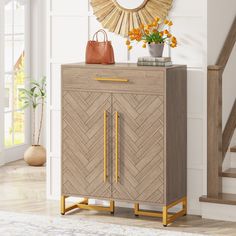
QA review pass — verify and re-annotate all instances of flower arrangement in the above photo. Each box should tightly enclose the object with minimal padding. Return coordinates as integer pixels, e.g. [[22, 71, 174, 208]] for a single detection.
[[125, 17, 177, 51]]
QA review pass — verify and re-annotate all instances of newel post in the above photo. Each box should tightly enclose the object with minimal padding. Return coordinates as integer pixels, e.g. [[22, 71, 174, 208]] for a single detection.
[[207, 65, 223, 197]]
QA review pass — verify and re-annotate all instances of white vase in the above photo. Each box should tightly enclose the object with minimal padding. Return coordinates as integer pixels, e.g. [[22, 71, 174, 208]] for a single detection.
[[24, 145, 46, 166], [148, 43, 164, 57]]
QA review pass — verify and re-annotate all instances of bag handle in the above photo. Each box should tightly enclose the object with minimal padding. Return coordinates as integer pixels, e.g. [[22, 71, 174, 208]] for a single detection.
[[92, 29, 108, 42]]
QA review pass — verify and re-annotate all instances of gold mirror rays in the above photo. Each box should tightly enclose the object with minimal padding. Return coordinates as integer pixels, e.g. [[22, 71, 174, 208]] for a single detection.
[[115, 0, 148, 11], [90, 0, 173, 37]]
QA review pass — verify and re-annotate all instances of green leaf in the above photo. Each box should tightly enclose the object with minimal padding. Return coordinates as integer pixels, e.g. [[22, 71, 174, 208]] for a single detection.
[[30, 80, 40, 87], [30, 86, 36, 93], [21, 104, 30, 110]]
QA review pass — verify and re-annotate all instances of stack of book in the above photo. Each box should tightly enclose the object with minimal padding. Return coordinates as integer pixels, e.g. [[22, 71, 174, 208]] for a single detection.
[[137, 57, 172, 67]]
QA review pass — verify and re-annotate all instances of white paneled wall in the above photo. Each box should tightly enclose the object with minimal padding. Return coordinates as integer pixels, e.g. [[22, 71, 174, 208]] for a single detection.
[[47, 0, 208, 215]]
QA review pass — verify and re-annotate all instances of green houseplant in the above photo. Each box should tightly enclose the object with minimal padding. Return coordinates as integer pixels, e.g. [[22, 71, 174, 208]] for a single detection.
[[19, 77, 46, 166]]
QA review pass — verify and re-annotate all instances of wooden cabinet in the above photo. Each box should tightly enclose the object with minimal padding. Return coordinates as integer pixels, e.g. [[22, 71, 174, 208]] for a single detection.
[[61, 63, 187, 226]]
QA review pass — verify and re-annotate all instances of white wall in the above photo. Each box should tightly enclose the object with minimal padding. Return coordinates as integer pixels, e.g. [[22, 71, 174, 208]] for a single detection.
[[47, 0, 208, 215], [207, 0, 236, 129]]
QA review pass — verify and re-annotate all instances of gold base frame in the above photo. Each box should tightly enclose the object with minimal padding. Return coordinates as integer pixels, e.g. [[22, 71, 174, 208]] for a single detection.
[[61, 196, 115, 215], [134, 197, 187, 226]]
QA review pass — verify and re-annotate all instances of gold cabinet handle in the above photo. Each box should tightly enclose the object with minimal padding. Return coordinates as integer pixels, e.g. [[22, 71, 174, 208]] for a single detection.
[[104, 111, 107, 182], [95, 78, 129, 82], [115, 111, 119, 183]]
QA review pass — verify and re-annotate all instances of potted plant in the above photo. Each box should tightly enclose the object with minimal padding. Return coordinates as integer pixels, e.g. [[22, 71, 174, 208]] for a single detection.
[[126, 17, 177, 57], [19, 77, 46, 166]]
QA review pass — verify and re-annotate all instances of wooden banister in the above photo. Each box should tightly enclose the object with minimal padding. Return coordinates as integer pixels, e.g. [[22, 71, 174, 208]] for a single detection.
[[207, 66, 223, 197], [216, 16, 236, 70], [223, 99, 236, 159], [206, 15, 236, 198]]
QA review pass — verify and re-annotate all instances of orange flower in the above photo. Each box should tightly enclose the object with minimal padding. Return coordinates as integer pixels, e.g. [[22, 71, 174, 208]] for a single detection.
[[133, 29, 139, 34], [152, 21, 158, 27], [135, 33, 142, 41], [153, 29, 158, 33], [155, 17, 160, 22], [139, 24, 144, 29], [168, 21, 173, 26], [128, 45, 133, 51], [164, 29, 169, 35], [130, 35, 135, 41], [172, 36, 177, 43], [159, 31, 164, 37], [144, 29, 150, 35], [164, 19, 169, 25], [126, 40, 130, 45], [167, 33, 172, 38], [170, 42, 177, 48]]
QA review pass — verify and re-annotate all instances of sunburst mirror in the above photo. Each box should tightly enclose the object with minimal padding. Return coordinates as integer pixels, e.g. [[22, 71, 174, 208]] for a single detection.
[[90, 0, 173, 37]]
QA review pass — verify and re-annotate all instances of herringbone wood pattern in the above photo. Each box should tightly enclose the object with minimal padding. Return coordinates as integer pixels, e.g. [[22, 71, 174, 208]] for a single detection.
[[112, 93, 164, 204], [62, 90, 112, 198]]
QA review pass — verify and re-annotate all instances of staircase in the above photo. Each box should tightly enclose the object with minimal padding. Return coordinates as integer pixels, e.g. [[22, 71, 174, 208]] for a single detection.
[[231, 146, 236, 152], [199, 16, 236, 216], [221, 144, 236, 179]]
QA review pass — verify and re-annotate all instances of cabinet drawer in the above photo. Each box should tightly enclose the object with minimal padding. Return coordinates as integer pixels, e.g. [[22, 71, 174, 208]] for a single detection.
[[62, 68, 164, 94]]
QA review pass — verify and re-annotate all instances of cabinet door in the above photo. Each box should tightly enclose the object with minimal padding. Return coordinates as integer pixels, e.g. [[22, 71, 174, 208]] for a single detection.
[[112, 93, 164, 204], [62, 90, 112, 198]]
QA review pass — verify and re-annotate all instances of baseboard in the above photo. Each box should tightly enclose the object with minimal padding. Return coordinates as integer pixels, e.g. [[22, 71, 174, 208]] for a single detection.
[[201, 202, 236, 221], [7, 157, 24, 164]]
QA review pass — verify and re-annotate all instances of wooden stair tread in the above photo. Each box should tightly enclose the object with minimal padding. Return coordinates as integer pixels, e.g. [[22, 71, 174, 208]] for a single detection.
[[220, 168, 236, 178], [200, 193, 236, 205], [231, 145, 236, 152]]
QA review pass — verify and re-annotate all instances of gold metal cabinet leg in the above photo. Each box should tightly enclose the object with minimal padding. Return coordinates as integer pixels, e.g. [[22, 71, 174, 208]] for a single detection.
[[162, 206, 168, 227], [183, 197, 187, 215], [61, 196, 87, 215], [61, 196, 66, 215], [61, 196, 115, 215], [163, 197, 187, 226], [83, 198, 89, 205], [134, 203, 163, 218], [110, 200, 115, 214], [134, 203, 139, 216], [134, 197, 187, 227]]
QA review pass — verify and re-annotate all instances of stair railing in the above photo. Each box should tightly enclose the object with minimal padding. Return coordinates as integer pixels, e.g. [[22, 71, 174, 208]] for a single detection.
[[207, 16, 236, 198]]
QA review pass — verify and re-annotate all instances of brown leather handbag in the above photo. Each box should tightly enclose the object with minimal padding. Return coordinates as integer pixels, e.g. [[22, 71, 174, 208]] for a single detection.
[[86, 29, 115, 64]]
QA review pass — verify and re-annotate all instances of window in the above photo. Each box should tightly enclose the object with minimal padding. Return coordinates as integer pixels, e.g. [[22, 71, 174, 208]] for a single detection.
[[4, 0, 28, 147]]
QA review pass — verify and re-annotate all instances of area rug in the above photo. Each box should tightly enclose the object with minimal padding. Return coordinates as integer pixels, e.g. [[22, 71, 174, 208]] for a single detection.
[[0, 211, 206, 236]]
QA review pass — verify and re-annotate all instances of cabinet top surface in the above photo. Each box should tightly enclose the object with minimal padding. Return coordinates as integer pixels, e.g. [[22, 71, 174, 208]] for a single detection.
[[62, 62, 186, 71]]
